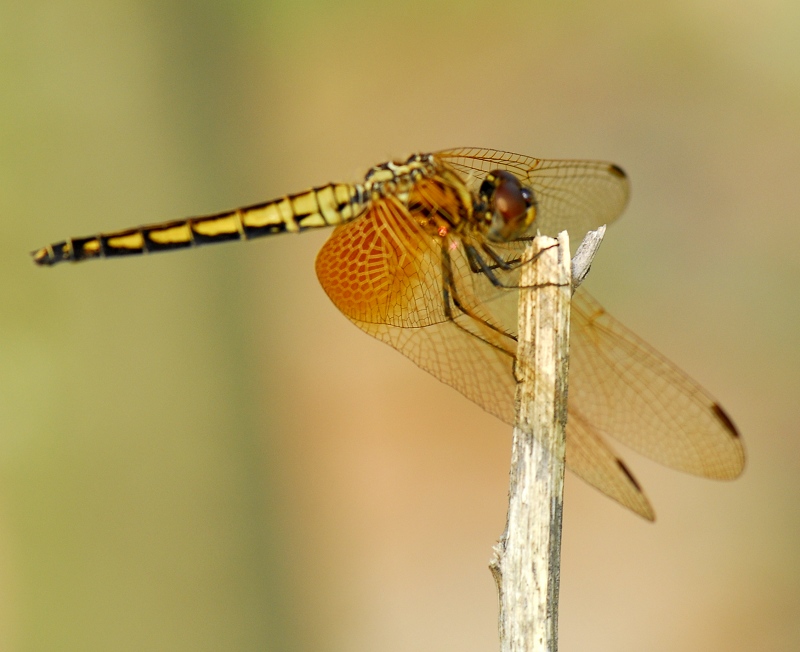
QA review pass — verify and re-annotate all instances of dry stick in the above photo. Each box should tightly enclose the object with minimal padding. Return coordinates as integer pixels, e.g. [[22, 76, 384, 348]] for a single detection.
[[490, 227, 606, 652]]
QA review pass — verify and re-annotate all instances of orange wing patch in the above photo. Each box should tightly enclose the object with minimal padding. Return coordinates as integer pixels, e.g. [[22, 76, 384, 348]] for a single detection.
[[315, 196, 445, 328]]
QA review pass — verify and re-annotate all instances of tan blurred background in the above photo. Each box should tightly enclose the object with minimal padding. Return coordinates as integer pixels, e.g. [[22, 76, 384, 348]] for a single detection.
[[1, 1, 799, 650]]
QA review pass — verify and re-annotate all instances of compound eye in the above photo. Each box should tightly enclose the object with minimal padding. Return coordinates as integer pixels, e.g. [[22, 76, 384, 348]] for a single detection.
[[492, 171, 529, 222], [481, 170, 536, 241]]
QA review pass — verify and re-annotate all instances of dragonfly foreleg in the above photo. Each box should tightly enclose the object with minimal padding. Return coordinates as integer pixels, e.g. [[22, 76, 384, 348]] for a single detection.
[[466, 242, 563, 290], [441, 243, 517, 356], [464, 244, 520, 289], [480, 243, 521, 271]]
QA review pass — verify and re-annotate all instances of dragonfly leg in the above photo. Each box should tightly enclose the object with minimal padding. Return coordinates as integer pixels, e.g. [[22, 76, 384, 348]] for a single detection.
[[463, 244, 510, 288], [464, 244, 525, 289], [441, 244, 517, 355], [480, 243, 521, 271], [467, 242, 564, 291]]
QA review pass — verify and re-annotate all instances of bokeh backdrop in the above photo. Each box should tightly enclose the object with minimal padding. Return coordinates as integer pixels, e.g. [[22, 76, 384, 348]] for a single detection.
[[2, 1, 799, 650]]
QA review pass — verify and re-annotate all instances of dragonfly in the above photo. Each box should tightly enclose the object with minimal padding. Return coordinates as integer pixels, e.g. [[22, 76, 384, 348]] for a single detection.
[[32, 148, 745, 520]]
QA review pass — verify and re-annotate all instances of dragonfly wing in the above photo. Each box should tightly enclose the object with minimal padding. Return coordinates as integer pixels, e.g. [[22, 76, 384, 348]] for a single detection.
[[566, 410, 655, 520], [360, 318, 518, 426], [315, 196, 519, 423], [569, 288, 745, 479], [436, 148, 630, 243]]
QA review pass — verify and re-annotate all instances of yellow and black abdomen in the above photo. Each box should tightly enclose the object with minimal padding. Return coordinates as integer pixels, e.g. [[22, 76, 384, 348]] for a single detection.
[[32, 183, 364, 266]]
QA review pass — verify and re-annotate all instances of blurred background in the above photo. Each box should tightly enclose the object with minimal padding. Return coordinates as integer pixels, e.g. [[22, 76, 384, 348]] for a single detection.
[[1, 1, 799, 650]]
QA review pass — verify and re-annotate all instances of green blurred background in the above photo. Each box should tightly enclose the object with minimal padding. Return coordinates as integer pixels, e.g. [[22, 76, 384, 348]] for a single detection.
[[2, 1, 799, 650]]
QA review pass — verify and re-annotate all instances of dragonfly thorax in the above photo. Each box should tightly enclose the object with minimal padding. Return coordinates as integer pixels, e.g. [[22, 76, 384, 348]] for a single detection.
[[361, 153, 438, 199], [358, 153, 475, 237]]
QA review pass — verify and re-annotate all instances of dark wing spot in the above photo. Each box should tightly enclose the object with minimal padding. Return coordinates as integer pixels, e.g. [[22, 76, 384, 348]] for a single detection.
[[608, 164, 627, 179], [616, 458, 642, 492], [712, 403, 740, 438]]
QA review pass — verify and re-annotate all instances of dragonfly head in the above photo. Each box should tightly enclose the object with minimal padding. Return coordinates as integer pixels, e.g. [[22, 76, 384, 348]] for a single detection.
[[479, 170, 537, 242]]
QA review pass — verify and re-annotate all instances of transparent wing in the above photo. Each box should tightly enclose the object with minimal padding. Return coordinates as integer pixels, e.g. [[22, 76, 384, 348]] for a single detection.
[[437, 150, 743, 480], [566, 410, 655, 520], [315, 196, 519, 424], [569, 288, 745, 479], [435, 148, 630, 243]]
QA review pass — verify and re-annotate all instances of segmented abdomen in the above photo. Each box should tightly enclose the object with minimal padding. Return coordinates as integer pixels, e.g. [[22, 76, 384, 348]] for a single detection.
[[32, 183, 364, 266]]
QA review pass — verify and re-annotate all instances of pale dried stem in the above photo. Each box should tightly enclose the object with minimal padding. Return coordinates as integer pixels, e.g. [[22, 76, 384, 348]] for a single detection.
[[490, 227, 605, 652]]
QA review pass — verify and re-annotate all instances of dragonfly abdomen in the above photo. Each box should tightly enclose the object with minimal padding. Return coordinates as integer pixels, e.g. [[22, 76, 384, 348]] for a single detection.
[[32, 183, 364, 266]]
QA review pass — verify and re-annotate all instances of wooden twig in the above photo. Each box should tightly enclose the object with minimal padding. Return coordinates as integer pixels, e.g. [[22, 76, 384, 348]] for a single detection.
[[490, 228, 606, 652]]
